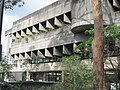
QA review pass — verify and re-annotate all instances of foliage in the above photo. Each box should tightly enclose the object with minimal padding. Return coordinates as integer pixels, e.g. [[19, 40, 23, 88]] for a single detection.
[[77, 25, 120, 58], [61, 25, 120, 90], [5, 0, 25, 10], [0, 58, 11, 81], [31, 56, 43, 64], [84, 25, 120, 46], [104, 25, 120, 43], [16, 37, 22, 42], [77, 37, 93, 59], [62, 54, 81, 66], [38, 28, 48, 33], [59, 19, 65, 28], [104, 26, 120, 54], [29, 34, 36, 40], [63, 65, 93, 90], [45, 28, 53, 32], [83, 25, 120, 89], [0, 57, 23, 90], [23, 35, 28, 42], [61, 54, 93, 90]]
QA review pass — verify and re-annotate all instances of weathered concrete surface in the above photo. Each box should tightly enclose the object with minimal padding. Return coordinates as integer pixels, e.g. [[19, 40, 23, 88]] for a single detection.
[[8, 0, 120, 56], [12, 0, 71, 33], [71, 0, 120, 33]]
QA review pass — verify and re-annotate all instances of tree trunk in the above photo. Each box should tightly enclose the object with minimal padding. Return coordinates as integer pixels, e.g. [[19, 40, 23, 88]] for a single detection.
[[91, 0, 105, 90]]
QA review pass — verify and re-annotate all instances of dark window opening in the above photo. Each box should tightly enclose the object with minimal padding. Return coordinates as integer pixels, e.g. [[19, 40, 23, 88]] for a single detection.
[[21, 53, 25, 57], [55, 15, 64, 29], [30, 71, 62, 82], [32, 50, 38, 56], [48, 18, 58, 29], [11, 55, 14, 59], [41, 21, 46, 28], [34, 23, 39, 30], [26, 51, 31, 57], [63, 43, 73, 55], [23, 28, 27, 34], [18, 30, 21, 35], [16, 53, 19, 58], [31, 56, 61, 64], [13, 32, 16, 37], [28, 26, 33, 34], [65, 11, 72, 22]]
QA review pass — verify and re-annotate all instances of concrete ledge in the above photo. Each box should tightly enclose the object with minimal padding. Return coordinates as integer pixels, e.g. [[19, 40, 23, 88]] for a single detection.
[[71, 20, 94, 33]]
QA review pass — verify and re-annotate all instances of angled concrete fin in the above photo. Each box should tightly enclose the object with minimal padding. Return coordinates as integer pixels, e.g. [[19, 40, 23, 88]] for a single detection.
[[19, 53, 24, 59], [113, 0, 116, 6], [31, 52, 36, 57], [39, 23, 46, 31], [113, 0, 120, 8], [73, 43, 80, 53], [15, 54, 19, 60], [32, 26, 39, 33], [31, 51, 38, 57], [64, 14, 71, 23], [16, 32, 21, 38], [25, 52, 31, 59], [46, 21, 54, 29], [63, 45, 72, 55], [12, 34, 16, 39], [26, 28, 33, 35], [45, 49, 53, 57], [53, 47, 62, 56], [54, 17, 62, 27], [21, 30, 26, 37], [38, 50, 45, 58], [11, 55, 15, 61]]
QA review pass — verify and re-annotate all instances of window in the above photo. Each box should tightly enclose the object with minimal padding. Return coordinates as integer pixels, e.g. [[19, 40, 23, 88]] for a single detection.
[[30, 71, 62, 82], [108, 0, 120, 12], [31, 56, 61, 64], [45, 71, 62, 82]]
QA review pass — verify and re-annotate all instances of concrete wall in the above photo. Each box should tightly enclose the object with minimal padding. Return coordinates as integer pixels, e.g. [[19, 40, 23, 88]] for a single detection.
[[9, 0, 120, 56], [9, 0, 120, 58], [12, 0, 71, 33], [11, 25, 74, 54], [71, 0, 120, 33], [4, 29, 12, 59]]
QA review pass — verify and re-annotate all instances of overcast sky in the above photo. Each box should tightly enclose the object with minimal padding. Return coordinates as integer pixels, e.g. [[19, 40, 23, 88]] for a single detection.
[[2, 0, 58, 45]]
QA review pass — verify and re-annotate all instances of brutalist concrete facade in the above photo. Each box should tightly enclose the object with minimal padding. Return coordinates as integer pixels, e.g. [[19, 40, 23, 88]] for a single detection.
[[4, 0, 120, 85]]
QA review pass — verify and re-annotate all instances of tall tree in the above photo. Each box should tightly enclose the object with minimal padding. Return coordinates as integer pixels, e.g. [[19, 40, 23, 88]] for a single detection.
[[91, 0, 105, 90]]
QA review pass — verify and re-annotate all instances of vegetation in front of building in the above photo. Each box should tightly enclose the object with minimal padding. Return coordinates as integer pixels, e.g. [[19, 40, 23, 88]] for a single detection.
[[61, 25, 120, 90]]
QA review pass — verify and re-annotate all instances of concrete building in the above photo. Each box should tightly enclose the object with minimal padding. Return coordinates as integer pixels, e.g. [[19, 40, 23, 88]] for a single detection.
[[4, 0, 120, 89]]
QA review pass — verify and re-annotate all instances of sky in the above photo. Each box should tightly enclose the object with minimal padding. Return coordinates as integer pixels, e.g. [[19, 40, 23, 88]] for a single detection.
[[2, 0, 58, 45]]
